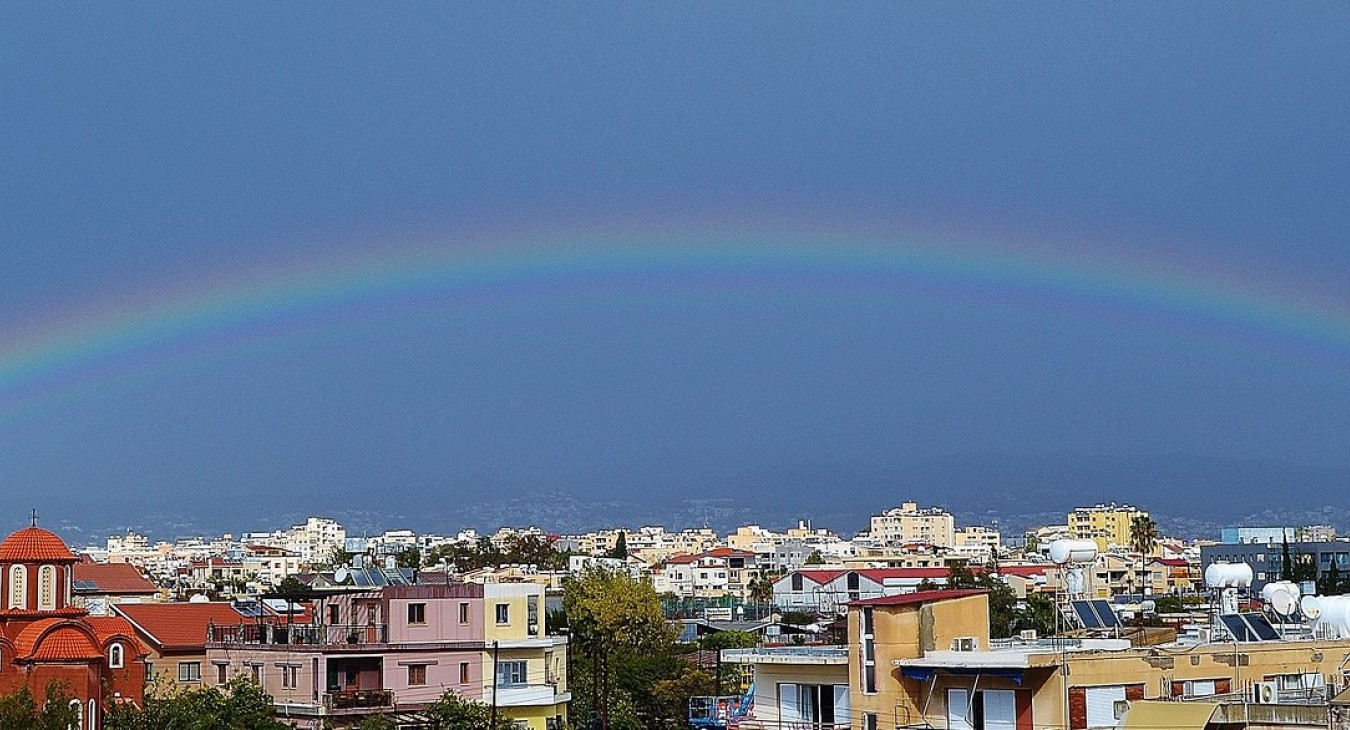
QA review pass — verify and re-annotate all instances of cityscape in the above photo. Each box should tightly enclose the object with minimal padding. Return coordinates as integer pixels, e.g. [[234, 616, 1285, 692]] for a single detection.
[[4, 4, 1349, 730], [3, 501, 1350, 727]]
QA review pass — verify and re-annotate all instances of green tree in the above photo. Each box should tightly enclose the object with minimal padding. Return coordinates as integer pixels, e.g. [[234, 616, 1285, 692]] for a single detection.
[[564, 567, 677, 730], [651, 668, 715, 727], [608, 531, 629, 559], [747, 574, 775, 612], [105, 675, 289, 730], [803, 551, 824, 566], [355, 715, 398, 730], [396, 546, 422, 570], [0, 682, 79, 730], [422, 690, 517, 730]]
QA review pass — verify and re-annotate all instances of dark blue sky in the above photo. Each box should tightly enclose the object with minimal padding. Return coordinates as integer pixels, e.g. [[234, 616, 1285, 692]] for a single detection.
[[2, 5, 1348, 533]]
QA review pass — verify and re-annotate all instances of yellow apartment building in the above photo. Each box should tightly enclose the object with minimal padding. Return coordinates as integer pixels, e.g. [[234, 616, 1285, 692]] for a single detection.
[[483, 583, 569, 730]]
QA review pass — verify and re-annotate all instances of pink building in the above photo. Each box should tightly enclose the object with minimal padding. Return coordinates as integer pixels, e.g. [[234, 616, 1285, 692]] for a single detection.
[[206, 583, 487, 729]]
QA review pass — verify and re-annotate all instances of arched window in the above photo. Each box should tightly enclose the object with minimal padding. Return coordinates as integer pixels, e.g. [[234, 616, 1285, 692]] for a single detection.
[[39, 565, 56, 611], [68, 699, 82, 730], [88, 699, 97, 730], [8, 565, 26, 610], [108, 643, 124, 669]]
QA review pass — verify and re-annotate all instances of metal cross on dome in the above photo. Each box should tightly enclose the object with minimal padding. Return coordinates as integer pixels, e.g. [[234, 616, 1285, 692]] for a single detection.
[[29, 509, 38, 527]]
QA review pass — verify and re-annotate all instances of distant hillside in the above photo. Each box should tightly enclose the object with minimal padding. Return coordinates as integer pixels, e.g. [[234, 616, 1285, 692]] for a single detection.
[[21, 453, 1350, 544]]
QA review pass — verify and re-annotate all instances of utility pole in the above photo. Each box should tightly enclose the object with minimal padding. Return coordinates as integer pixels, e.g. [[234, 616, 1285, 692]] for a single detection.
[[490, 640, 500, 728]]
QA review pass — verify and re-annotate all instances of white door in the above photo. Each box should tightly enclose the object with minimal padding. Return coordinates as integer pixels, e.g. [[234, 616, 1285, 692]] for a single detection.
[[982, 690, 1017, 730], [1084, 685, 1126, 728], [946, 688, 974, 730]]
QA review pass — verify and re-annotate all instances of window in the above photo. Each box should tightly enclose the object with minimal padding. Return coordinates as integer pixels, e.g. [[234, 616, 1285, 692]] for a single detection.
[[109, 643, 125, 669], [278, 665, 299, 689], [528, 597, 539, 635], [250, 664, 262, 681], [215, 663, 229, 684], [460, 661, 470, 684], [459, 602, 470, 624], [496, 603, 510, 624], [791, 573, 803, 591], [38, 565, 56, 611], [329, 604, 341, 624], [777, 683, 847, 726], [177, 662, 201, 682], [861, 607, 876, 693], [497, 660, 527, 687], [408, 602, 427, 625], [865, 713, 879, 730], [69, 700, 82, 729], [408, 664, 428, 686], [9, 565, 26, 610]]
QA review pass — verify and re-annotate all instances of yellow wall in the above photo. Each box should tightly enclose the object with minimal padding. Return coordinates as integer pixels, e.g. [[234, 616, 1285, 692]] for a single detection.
[[847, 594, 991, 728]]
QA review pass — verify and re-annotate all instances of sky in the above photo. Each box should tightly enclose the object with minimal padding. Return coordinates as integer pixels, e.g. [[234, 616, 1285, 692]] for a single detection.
[[1, 5, 1349, 534]]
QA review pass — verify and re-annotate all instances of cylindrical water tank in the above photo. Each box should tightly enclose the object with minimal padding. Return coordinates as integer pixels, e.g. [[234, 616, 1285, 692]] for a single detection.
[[1204, 562, 1253, 588], [1048, 539, 1099, 565]]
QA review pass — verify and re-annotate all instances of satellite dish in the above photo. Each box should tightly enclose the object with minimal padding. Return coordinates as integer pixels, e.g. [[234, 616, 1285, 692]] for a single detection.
[[334, 566, 350, 584], [1302, 595, 1323, 620], [1271, 590, 1297, 617]]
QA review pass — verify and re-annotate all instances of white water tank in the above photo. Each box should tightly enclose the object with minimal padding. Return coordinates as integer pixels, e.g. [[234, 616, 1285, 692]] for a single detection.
[[1310, 595, 1350, 638], [1048, 539, 1099, 565], [1204, 562, 1253, 589]]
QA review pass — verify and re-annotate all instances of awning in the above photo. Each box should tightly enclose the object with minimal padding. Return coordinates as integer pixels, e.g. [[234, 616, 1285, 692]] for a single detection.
[[899, 666, 1025, 685], [1120, 700, 1216, 730]]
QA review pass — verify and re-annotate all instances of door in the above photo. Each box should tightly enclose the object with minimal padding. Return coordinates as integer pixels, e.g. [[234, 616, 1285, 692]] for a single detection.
[[981, 690, 1016, 730], [946, 688, 974, 730], [1084, 686, 1126, 729]]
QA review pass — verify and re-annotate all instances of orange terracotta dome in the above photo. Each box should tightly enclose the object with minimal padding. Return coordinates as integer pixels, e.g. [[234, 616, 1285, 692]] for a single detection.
[[0, 526, 76, 563]]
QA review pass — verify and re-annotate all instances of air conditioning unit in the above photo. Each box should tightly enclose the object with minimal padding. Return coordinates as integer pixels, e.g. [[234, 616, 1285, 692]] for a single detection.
[[952, 636, 978, 652], [1196, 627, 1214, 644], [1019, 629, 1038, 642], [1250, 681, 1277, 704]]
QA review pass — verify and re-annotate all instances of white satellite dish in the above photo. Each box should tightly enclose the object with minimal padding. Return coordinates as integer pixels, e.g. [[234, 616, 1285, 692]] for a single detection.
[[1271, 590, 1298, 617], [334, 566, 350, 584]]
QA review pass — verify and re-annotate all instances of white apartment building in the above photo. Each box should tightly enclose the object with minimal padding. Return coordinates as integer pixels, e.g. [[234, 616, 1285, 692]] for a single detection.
[[867, 502, 956, 547]]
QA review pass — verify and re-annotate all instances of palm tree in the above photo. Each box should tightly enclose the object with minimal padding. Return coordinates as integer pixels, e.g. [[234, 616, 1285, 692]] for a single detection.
[[747, 574, 775, 618], [1129, 515, 1159, 598]]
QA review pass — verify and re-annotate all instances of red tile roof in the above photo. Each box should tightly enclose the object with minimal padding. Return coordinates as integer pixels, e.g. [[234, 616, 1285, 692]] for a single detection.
[[72, 563, 158, 595], [0, 526, 76, 562], [29, 626, 102, 661], [114, 602, 247, 652], [850, 588, 988, 607]]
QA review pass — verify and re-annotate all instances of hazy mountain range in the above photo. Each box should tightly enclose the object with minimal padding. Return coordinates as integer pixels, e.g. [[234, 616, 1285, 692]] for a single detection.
[[30, 452, 1348, 546]]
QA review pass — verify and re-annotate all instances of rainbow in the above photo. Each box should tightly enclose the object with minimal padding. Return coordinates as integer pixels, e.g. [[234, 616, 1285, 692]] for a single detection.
[[0, 220, 1346, 425]]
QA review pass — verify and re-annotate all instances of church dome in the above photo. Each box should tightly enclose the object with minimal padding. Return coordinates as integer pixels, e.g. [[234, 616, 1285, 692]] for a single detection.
[[0, 526, 76, 563]]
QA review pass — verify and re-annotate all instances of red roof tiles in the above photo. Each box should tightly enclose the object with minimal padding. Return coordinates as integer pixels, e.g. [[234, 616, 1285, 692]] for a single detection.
[[72, 563, 158, 595], [0, 527, 76, 562], [114, 602, 247, 652]]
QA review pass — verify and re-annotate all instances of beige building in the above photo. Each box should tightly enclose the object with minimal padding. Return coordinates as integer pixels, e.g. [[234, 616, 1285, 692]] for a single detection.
[[847, 588, 1350, 730], [867, 503, 956, 548]]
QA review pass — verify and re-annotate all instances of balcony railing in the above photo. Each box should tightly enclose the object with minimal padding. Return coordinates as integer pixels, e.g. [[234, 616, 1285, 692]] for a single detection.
[[208, 622, 389, 646], [325, 689, 395, 710]]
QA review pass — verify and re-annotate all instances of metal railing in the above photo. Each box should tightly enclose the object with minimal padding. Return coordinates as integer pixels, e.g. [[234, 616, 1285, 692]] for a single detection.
[[325, 688, 394, 710], [208, 622, 389, 646]]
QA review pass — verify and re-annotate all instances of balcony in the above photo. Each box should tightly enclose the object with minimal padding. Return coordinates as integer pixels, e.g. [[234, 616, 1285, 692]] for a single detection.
[[325, 689, 395, 712], [208, 622, 389, 647]]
